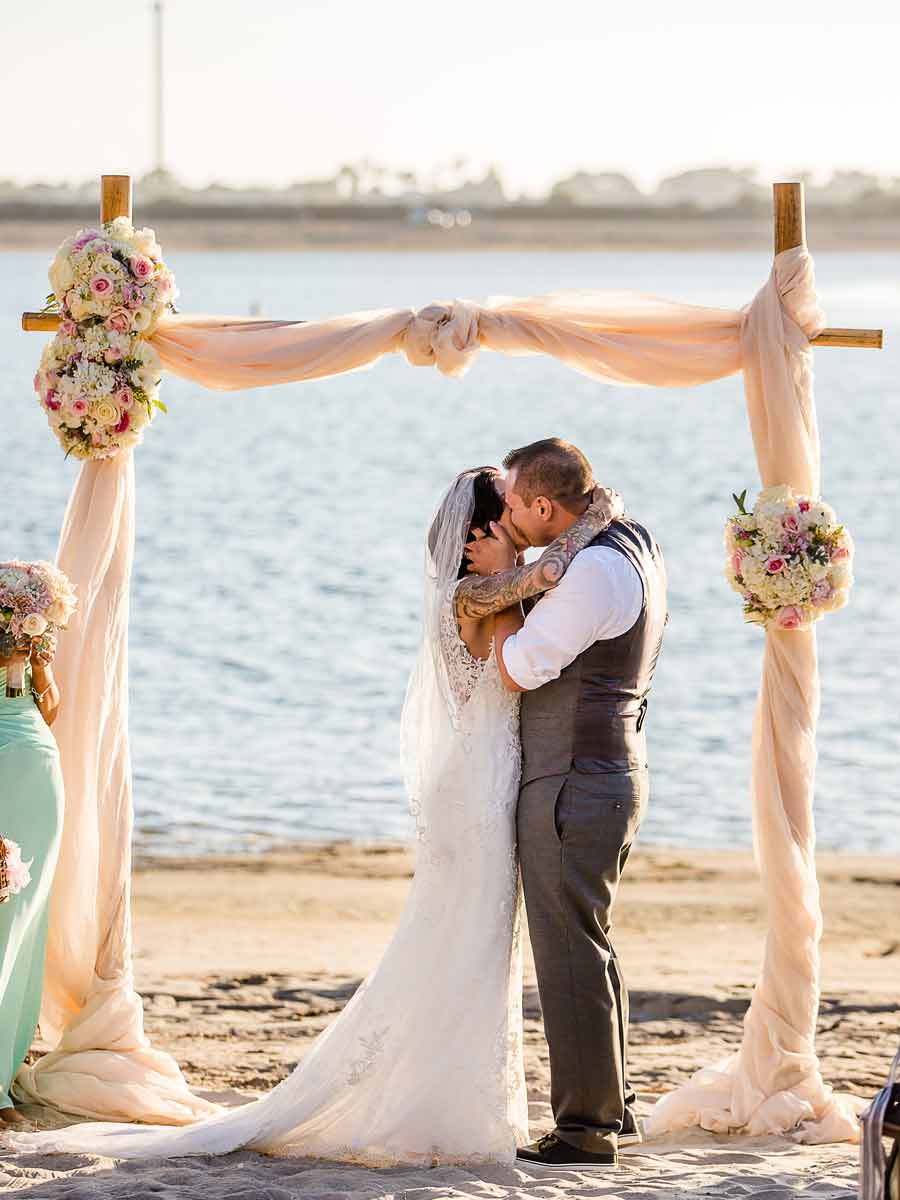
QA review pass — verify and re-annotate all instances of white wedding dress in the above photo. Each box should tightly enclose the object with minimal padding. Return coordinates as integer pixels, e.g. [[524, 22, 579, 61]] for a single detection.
[[12, 473, 529, 1166]]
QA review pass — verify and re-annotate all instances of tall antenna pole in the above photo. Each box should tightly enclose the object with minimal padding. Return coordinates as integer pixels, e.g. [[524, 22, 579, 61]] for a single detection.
[[153, 0, 164, 172]]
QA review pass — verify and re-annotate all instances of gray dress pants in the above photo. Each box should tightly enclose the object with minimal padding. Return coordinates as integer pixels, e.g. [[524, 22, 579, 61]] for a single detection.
[[517, 767, 647, 1153]]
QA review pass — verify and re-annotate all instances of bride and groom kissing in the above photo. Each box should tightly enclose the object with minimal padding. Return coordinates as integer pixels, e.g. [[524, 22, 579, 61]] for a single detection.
[[12, 437, 667, 1174]]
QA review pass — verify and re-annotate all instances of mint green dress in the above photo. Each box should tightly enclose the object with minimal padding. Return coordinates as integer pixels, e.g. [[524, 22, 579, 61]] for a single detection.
[[0, 665, 64, 1111]]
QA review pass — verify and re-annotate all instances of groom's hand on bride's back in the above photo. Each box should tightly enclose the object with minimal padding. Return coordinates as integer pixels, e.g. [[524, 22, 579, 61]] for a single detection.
[[464, 523, 518, 576]]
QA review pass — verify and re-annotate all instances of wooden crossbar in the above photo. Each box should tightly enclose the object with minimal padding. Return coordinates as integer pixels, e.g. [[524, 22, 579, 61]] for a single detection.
[[19, 177, 884, 351]]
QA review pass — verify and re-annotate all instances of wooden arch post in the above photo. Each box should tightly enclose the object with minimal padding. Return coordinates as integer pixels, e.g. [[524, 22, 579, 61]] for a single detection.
[[773, 181, 882, 349]]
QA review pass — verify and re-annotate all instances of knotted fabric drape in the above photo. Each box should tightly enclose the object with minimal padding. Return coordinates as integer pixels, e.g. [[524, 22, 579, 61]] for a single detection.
[[18, 247, 860, 1141]]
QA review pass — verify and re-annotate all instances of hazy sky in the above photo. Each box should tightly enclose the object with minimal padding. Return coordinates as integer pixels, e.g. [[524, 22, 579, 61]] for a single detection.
[[5, 1, 900, 194]]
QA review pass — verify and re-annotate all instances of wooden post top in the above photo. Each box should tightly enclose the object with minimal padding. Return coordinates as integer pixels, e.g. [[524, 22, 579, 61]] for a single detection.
[[773, 181, 806, 255], [101, 175, 132, 224]]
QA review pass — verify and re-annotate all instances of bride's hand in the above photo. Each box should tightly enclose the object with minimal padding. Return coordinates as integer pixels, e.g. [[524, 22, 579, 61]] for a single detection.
[[588, 485, 624, 524], [464, 524, 517, 576]]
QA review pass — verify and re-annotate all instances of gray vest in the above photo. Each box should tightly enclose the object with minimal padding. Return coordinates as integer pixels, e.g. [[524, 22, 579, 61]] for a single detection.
[[520, 518, 667, 784]]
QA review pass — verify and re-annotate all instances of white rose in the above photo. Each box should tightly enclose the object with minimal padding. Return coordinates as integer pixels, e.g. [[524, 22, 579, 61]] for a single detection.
[[49, 254, 75, 296], [131, 307, 153, 332], [133, 227, 161, 258], [107, 217, 134, 239], [46, 599, 69, 623], [830, 563, 853, 589], [92, 399, 121, 427], [22, 613, 48, 637], [95, 254, 123, 278], [69, 294, 91, 320]]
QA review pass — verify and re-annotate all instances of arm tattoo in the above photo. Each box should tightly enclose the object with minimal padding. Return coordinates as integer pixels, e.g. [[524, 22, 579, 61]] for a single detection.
[[455, 505, 615, 622]]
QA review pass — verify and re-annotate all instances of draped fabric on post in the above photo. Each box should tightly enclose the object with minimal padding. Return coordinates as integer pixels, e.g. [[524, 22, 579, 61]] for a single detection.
[[23, 247, 858, 1140], [13, 458, 219, 1124]]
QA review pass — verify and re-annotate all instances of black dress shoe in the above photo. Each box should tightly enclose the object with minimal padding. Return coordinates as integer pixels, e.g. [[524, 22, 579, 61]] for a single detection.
[[516, 1133, 618, 1172]]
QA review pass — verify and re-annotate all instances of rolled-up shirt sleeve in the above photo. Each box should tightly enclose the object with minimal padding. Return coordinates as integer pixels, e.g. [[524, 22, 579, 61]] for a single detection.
[[500, 548, 643, 691]]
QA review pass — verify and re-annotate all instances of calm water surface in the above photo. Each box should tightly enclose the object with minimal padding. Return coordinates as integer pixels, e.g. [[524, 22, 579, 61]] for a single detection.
[[4, 248, 899, 854]]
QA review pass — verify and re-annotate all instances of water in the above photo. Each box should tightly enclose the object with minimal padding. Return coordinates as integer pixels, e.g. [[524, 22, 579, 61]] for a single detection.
[[4, 248, 899, 855]]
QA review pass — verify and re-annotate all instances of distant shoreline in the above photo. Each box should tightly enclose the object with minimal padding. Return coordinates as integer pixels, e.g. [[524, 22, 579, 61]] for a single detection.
[[4, 214, 900, 253]]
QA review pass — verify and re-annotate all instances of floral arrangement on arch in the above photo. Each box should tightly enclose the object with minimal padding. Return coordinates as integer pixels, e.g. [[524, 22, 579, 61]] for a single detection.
[[33, 218, 177, 459], [725, 485, 853, 631]]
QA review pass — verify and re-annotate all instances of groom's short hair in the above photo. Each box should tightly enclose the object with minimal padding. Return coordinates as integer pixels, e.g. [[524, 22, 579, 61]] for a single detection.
[[503, 438, 593, 510]]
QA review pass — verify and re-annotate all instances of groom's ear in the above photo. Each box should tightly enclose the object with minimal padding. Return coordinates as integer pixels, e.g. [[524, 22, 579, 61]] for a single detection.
[[533, 496, 554, 522]]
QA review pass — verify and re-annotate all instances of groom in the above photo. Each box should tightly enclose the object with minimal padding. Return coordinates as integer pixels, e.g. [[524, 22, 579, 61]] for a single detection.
[[469, 438, 667, 1171]]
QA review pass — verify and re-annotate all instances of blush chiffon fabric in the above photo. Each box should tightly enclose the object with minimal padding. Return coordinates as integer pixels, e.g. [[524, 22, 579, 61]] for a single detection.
[[18, 246, 860, 1142]]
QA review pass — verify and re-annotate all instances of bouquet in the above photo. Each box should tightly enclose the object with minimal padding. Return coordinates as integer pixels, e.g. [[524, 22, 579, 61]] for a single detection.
[[0, 560, 77, 696], [34, 218, 176, 460], [725, 486, 854, 631], [0, 838, 33, 904]]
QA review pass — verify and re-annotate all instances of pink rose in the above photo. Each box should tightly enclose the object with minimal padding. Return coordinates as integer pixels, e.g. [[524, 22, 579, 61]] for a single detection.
[[91, 432, 106, 446], [830, 545, 850, 562], [765, 556, 786, 574], [105, 309, 131, 333], [113, 410, 131, 434], [104, 347, 123, 364], [45, 391, 61, 411], [59, 319, 78, 337], [115, 387, 134, 410], [798, 500, 810, 513], [775, 605, 804, 630], [69, 396, 88, 416], [90, 274, 114, 297], [782, 514, 800, 534], [731, 552, 744, 577], [129, 255, 153, 280]]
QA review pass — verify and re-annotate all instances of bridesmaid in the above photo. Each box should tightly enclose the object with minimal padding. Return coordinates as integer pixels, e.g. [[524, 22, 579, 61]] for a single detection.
[[0, 633, 63, 1128]]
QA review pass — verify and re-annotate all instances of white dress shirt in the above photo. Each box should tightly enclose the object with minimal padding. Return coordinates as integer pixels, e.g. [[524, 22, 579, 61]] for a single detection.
[[501, 547, 644, 691]]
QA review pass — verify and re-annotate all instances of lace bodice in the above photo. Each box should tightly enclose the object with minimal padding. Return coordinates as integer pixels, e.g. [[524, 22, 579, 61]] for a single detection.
[[439, 587, 520, 728]]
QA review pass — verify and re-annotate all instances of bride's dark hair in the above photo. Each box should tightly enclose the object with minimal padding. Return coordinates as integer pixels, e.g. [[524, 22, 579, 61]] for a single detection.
[[457, 467, 504, 579], [427, 467, 505, 581]]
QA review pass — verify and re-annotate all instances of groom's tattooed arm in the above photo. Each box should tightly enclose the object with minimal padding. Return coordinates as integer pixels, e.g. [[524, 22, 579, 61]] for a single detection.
[[455, 492, 623, 622]]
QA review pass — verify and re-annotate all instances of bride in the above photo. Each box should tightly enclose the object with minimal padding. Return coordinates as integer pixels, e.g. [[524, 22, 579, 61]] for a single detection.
[[11, 467, 620, 1167]]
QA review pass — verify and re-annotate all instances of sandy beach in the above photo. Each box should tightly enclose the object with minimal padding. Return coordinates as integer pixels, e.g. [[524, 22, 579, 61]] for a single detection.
[[0, 844, 895, 1197]]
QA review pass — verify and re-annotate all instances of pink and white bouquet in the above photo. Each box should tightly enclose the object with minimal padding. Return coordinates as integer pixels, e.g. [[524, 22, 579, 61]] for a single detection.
[[725, 485, 854, 631], [0, 560, 77, 696], [35, 218, 176, 459], [34, 323, 162, 459], [0, 838, 33, 904], [47, 218, 177, 336]]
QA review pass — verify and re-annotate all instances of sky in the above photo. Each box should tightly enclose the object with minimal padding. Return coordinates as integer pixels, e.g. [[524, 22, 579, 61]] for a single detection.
[[4, 0, 900, 196]]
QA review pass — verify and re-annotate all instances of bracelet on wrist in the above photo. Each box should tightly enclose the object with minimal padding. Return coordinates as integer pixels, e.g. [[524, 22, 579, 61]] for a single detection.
[[31, 681, 54, 705]]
